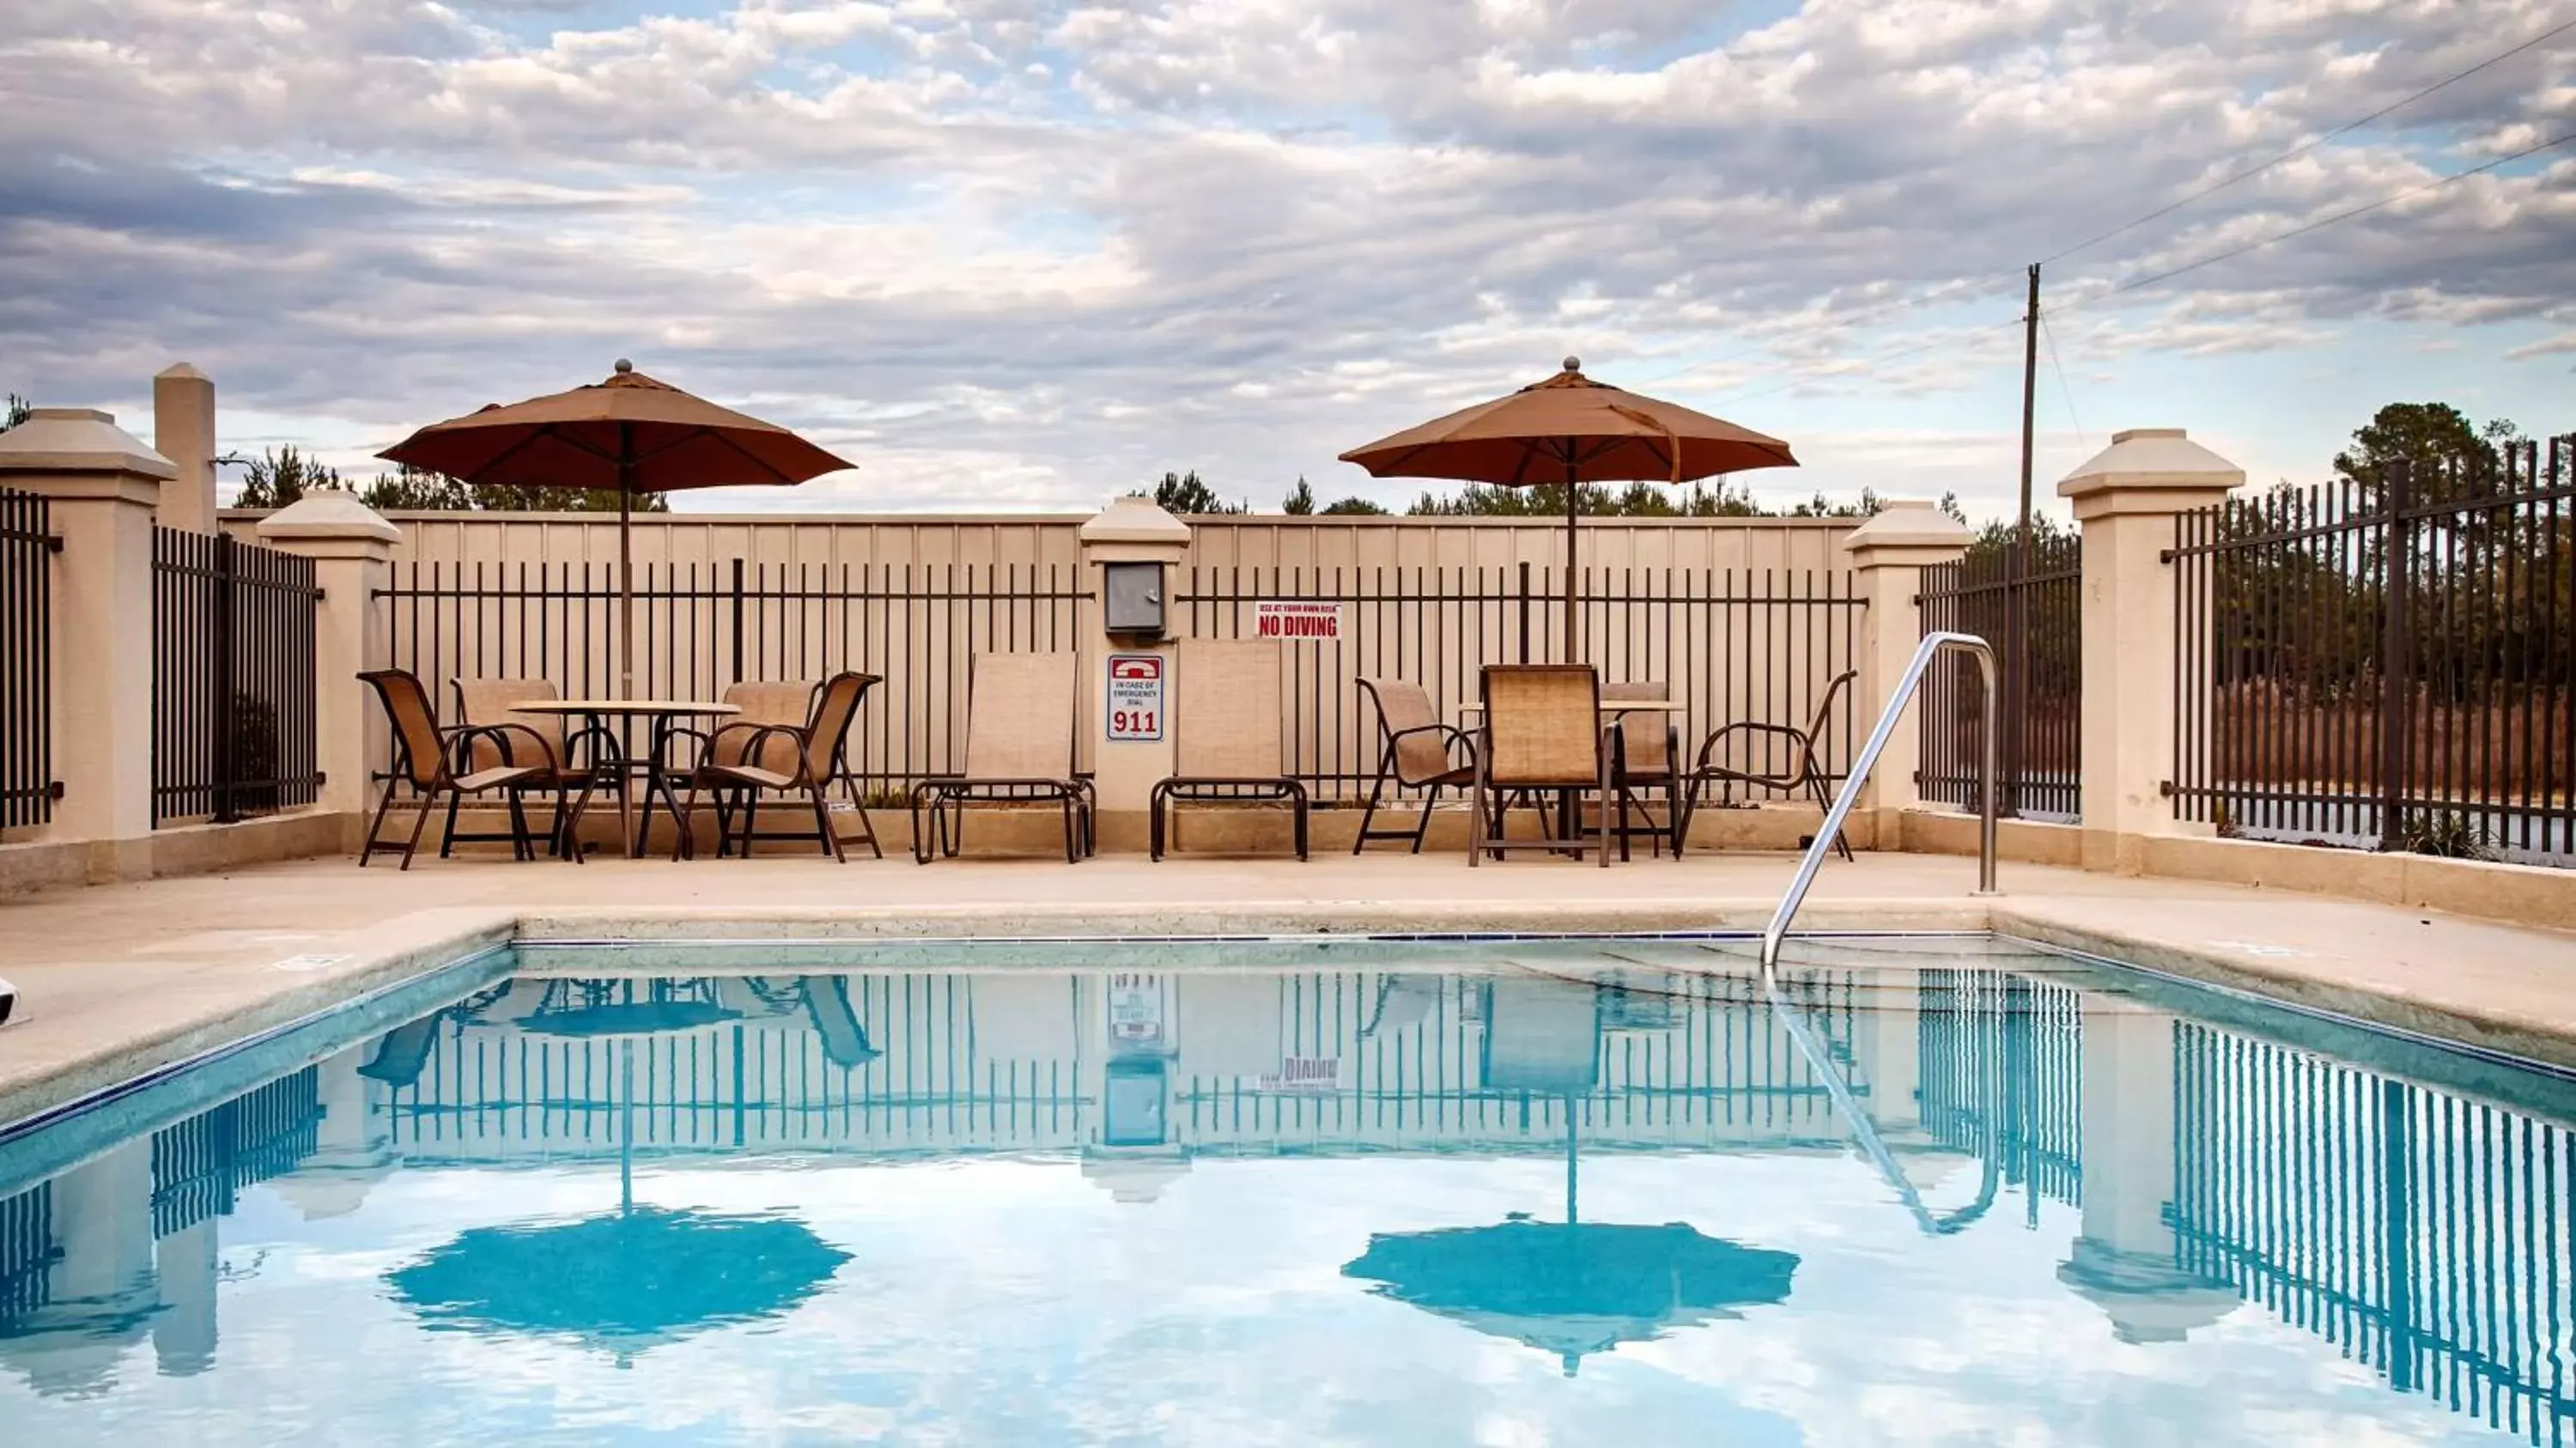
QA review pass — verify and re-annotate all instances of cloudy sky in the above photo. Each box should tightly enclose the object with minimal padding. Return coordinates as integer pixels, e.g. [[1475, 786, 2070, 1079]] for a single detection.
[[2, 0, 2570, 519]]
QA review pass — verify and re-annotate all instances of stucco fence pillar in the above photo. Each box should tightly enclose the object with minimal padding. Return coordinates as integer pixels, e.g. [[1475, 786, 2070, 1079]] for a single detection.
[[1838, 501, 1970, 845], [1079, 496, 1192, 853], [0, 411, 172, 885], [257, 493, 400, 850], [2060, 429, 2242, 873]]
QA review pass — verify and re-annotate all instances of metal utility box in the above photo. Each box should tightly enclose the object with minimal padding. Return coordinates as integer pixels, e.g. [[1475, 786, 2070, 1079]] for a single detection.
[[1103, 560, 1167, 639]]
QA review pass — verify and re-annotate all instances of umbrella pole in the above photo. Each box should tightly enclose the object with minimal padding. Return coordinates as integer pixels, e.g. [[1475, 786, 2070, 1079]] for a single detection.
[[1564, 1102, 1579, 1226], [618, 428, 635, 699], [1563, 451, 1580, 662]]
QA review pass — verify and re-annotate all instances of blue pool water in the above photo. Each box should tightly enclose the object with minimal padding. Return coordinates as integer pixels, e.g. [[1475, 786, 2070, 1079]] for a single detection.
[[2, 935, 2572, 1445]]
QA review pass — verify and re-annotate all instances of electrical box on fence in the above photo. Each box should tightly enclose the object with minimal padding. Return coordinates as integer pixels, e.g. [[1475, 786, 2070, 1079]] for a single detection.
[[1103, 560, 1166, 640]]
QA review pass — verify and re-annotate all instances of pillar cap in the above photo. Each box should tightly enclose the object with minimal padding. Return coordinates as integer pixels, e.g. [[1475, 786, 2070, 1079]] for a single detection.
[[0, 409, 178, 480], [155, 362, 210, 384], [1079, 494, 1192, 546], [1841, 499, 1971, 561], [2057, 428, 2244, 498], [256, 489, 402, 545]]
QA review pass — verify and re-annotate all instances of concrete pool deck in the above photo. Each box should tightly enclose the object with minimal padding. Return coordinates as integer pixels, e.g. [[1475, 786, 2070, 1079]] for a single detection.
[[2, 849, 2573, 1126]]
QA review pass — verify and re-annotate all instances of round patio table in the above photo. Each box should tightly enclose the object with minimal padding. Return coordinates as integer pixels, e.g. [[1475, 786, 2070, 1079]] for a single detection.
[[512, 699, 739, 858]]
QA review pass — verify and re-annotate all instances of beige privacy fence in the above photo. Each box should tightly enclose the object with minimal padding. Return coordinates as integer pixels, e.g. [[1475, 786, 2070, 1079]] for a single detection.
[[319, 511, 1865, 800]]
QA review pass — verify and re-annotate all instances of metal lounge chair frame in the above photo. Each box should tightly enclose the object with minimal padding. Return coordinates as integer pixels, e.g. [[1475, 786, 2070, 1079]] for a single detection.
[[1467, 663, 1612, 868], [1150, 638, 1309, 861], [908, 653, 1096, 864], [1679, 668, 1858, 860], [677, 672, 881, 861], [1352, 676, 1479, 853], [447, 678, 617, 860], [359, 668, 578, 869]]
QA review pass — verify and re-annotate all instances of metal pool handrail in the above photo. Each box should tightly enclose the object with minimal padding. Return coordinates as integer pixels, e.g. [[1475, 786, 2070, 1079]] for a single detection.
[[1759, 630, 2000, 970]]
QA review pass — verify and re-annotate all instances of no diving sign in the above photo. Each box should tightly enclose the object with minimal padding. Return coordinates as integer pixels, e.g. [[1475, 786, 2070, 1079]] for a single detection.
[[1106, 654, 1164, 741], [1255, 600, 1343, 641]]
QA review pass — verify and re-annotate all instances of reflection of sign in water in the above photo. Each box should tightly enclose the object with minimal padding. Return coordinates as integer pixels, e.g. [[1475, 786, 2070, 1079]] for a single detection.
[[1109, 973, 1164, 1046], [1255, 600, 1343, 642], [1253, 1056, 1341, 1093], [1106, 654, 1163, 741]]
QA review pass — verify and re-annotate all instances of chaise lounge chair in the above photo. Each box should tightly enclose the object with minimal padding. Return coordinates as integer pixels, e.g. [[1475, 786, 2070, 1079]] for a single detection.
[[908, 653, 1094, 864], [1151, 638, 1309, 861]]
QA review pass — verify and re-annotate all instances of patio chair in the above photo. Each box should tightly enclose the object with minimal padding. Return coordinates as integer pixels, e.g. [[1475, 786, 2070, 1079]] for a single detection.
[[1603, 680, 1681, 861], [909, 653, 1094, 864], [1150, 638, 1309, 861], [1467, 664, 1611, 868], [1678, 668, 1857, 861], [450, 678, 613, 859], [679, 672, 880, 861], [358, 668, 565, 869], [1352, 677, 1478, 854], [651, 678, 835, 857]]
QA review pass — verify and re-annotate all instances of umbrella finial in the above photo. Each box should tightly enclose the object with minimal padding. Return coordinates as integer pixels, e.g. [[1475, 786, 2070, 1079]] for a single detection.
[[1562, 356, 1581, 373], [614, 358, 633, 374]]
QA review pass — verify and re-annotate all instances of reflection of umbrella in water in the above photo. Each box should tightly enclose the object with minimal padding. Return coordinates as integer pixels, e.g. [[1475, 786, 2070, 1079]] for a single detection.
[[1348, 972, 1796, 1375], [1343, 1220, 1796, 1376], [386, 996, 845, 1359]]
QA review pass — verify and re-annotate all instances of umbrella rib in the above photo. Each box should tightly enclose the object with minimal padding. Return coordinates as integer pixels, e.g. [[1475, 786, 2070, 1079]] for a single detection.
[[700, 427, 801, 484]]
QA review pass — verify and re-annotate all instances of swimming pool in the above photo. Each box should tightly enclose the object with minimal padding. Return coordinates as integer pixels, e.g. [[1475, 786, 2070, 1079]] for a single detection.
[[2, 934, 2570, 1445]]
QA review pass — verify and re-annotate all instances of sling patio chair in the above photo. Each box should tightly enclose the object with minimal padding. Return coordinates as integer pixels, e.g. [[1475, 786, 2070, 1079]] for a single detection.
[[1352, 676, 1479, 853], [1467, 663, 1612, 868], [677, 672, 880, 861], [450, 678, 617, 859], [359, 668, 576, 869], [1677, 668, 1858, 861], [1150, 638, 1309, 861], [908, 653, 1095, 864], [651, 678, 860, 857], [1602, 679, 1683, 861]]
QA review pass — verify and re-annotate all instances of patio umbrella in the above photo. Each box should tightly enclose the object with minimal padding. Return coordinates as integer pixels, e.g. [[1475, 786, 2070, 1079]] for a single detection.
[[1339, 357, 1796, 657], [379, 361, 854, 696]]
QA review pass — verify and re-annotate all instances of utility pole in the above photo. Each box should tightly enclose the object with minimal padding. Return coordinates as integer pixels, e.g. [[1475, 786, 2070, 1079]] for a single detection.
[[2007, 261, 2040, 818]]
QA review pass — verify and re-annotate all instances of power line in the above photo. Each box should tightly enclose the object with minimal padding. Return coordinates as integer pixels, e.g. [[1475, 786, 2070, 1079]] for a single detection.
[[2038, 308, 2087, 455], [2041, 15, 2576, 265], [2064, 127, 2576, 309]]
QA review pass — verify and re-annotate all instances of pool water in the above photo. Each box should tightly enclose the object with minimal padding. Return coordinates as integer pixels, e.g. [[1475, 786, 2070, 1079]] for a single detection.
[[3, 936, 2572, 1445]]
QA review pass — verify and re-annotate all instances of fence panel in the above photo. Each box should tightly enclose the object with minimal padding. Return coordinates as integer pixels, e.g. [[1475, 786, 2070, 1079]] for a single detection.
[[1, 487, 54, 830], [1917, 532, 2082, 820], [1175, 563, 1864, 800], [151, 529, 323, 825], [378, 560, 1091, 794], [2170, 435, 2573, 865]]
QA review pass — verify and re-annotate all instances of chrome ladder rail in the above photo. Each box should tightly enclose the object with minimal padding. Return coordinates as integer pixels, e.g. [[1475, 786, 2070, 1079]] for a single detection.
[[1758, 630, 2001, 971]]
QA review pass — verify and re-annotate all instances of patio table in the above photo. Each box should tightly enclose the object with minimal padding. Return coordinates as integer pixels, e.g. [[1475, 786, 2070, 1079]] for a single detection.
[[512, 699, 740, 858]]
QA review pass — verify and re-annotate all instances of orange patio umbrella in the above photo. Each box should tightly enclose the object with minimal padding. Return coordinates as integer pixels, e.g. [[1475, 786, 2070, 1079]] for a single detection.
[[1340, 357, 1797, 657], [380, 361, 854, 696]]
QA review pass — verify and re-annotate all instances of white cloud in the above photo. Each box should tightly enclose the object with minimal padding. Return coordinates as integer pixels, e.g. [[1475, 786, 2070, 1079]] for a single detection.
[[0, 0, 2568, 512]]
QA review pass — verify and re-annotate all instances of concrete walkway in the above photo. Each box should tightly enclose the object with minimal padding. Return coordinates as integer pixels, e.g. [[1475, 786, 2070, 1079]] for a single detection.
[[3, 849, 2573, 1126]]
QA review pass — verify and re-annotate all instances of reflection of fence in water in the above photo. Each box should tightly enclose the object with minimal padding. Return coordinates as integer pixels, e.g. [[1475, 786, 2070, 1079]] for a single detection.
[[2174, 1025, 2576, 1445], [385, 970, 1878, 1160], [0, 1183, 53, 1318], [1917, 969, 2085, 1214], [148, 1068, 323, 1238]]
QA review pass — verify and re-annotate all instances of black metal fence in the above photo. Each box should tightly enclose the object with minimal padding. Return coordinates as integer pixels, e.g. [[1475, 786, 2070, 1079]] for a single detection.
[[2169, 435, 2573, 865], [152, 529, 324, 825], [1917, 532, 2083, 820], [379, 560, 1090, 794], [379, 560, 1863, 803], [1, 486, 55, 830], [1917, 967, 2085, 1219], [1177, 563, 1865, 800]]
